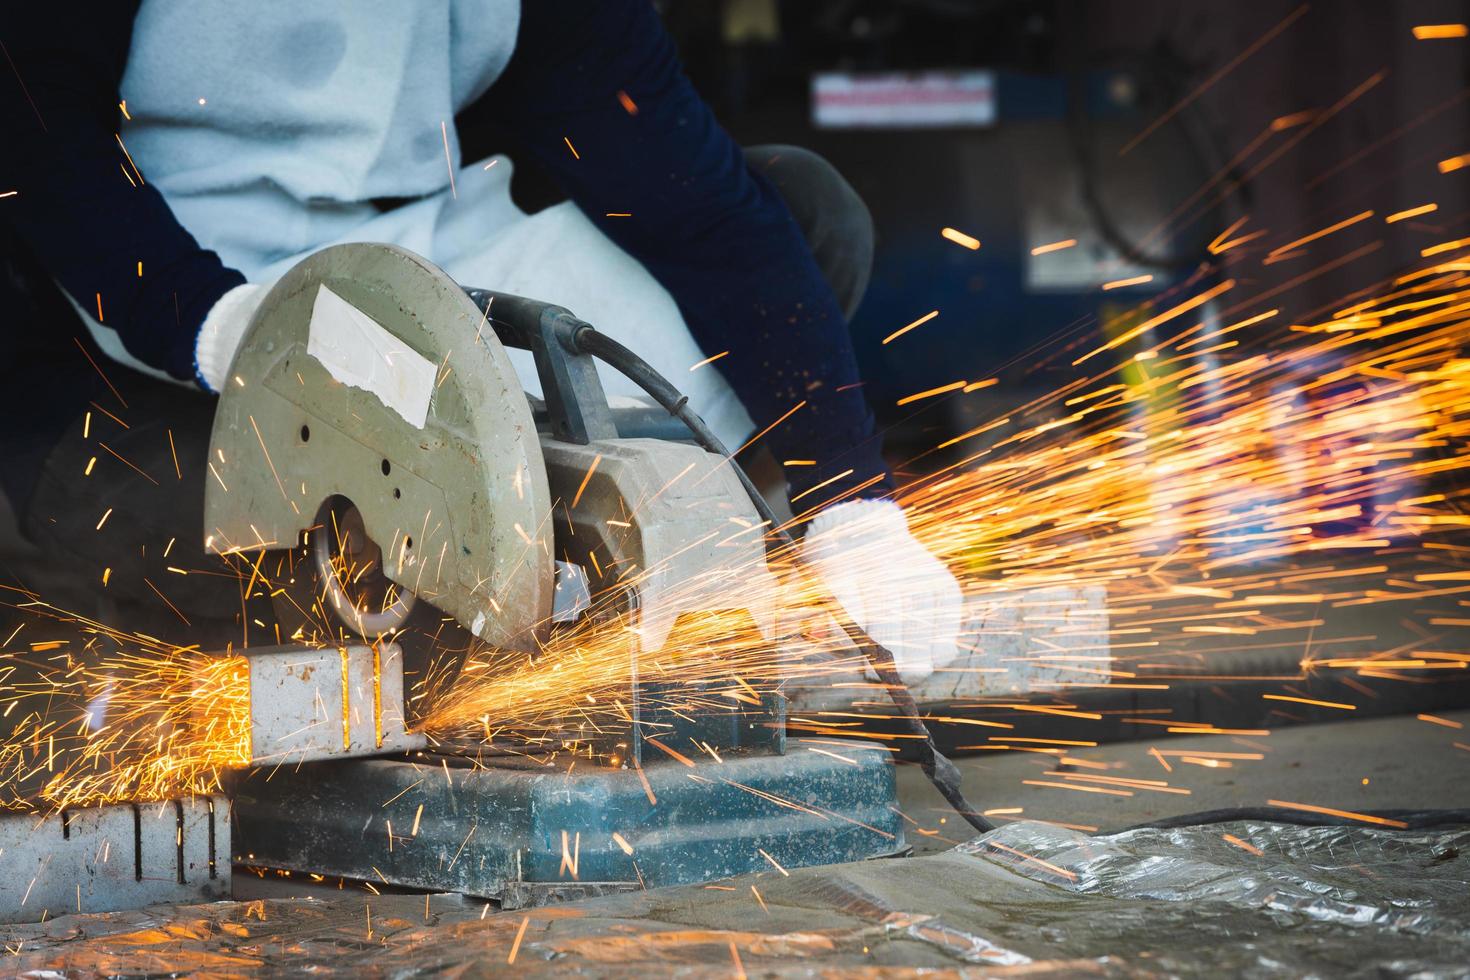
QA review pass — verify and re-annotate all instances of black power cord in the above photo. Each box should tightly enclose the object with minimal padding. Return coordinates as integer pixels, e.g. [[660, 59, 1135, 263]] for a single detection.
[[1117, 808, 1470, 834], [569, 324, 995, 834]]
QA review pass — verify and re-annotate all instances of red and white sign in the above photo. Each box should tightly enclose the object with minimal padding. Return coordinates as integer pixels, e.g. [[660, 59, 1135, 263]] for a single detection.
[[812, 70, 997, 129]]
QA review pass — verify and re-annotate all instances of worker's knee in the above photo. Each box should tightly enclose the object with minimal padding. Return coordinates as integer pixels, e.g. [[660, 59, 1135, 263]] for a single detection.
[[744, 145, 874, 321]]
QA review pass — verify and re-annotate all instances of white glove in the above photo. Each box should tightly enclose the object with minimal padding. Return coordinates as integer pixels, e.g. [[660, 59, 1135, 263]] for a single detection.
[[195, 283, 270, 393], [801, 499, 964, 684]]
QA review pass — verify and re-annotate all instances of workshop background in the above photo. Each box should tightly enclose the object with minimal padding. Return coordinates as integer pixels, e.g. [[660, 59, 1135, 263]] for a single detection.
[[484, 0, 1470, 452], [466, 0, 1470, 728], [5, 0, 1470, 975]]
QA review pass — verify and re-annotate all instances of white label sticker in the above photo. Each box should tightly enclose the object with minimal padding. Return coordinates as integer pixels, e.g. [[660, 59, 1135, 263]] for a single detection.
[[306, 285, 436, 428]]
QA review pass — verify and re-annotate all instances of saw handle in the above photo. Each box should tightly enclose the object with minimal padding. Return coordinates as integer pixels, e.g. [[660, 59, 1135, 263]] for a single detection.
[[462, 288, 618, 445]]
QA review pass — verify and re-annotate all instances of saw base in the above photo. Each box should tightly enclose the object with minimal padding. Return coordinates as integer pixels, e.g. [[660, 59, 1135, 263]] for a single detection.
[[230, 739, 904, 905]]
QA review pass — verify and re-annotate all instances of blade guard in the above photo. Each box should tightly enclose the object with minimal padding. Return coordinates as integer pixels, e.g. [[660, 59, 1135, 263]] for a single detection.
[[203, 243, 554, 650], [454, 287, 780, 655], [543, 437, 778, 653]]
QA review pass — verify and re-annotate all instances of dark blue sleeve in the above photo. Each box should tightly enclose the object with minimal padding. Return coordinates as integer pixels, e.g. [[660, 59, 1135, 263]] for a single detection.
[[479, 0, 892, 506], [0, 5, 245, 382]]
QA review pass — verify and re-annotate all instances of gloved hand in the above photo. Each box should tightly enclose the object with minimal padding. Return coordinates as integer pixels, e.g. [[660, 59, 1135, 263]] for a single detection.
[[194, 282, 270, 393], [801, 499, 964, 684]]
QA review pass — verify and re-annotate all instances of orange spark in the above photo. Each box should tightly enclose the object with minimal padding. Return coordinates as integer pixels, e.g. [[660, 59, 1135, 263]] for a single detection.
[[1023, 779, 1133, 796], [1262, 694, 1355, 710], [1421, 237, 1470, 257], [1270, 109, 1315, 131], [1030, 239, 1077, 256], [1385, 203, 1438, 223], [729, 940, 747, 979], [571, 454, 602, 510], [1265, 209, 1374, 263], [882, 310, 939, 345], [1074, 279, 1236, 365], [981, 841, 1079, 881], [940, 227, 981, 250], [114, 133, 144, 184], [1223, 834, 1263, 856], [757, 848, 789, 876], [689, 350, 729, 371], [897, 381, 966, 406], [1267, 800, 1407, 828], [507, 915, 530, 964], [1412, 24, 1468, 39], [1103, 274, 1154, 291]]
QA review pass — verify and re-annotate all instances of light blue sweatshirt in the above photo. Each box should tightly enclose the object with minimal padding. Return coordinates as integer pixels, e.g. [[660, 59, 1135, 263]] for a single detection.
[[119, 0, 519, 276]]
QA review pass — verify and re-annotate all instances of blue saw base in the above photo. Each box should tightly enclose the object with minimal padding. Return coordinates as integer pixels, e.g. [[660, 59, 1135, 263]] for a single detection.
[[230, 739, 904, 905]]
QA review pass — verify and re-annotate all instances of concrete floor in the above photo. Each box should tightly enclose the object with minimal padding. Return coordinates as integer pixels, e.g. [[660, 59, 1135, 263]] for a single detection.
[[897, 708, 1470, 853]]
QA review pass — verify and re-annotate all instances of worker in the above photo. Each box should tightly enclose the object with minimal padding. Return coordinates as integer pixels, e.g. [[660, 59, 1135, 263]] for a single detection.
[[0, 1, 962, 682]]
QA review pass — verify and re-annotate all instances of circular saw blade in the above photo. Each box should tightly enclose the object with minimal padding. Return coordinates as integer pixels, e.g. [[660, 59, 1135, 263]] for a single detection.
[[205, 243, 554, 651]]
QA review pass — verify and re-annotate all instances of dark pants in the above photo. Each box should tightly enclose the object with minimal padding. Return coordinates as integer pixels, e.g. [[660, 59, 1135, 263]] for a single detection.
[[0, 146, 872, 646]]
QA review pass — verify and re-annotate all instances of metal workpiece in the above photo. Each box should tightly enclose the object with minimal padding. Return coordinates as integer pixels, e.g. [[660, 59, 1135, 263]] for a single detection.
[[231, 738, 904, 905], [204, 243, 789, 666], [238, 642, 425, 766], [203, 243, 554, 651], [0, 796, 228, 924], [541, 437, 779, 653]]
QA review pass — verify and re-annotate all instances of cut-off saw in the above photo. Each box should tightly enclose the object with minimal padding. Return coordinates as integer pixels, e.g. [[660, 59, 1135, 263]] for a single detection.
[[202, 243, 923, 901]]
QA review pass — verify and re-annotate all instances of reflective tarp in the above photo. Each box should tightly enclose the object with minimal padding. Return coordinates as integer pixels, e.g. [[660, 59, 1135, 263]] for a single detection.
[[4, 819, 1467, 977], [958, 819, 1470, 976]]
